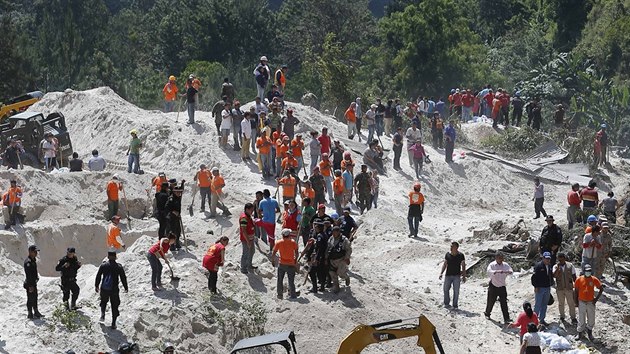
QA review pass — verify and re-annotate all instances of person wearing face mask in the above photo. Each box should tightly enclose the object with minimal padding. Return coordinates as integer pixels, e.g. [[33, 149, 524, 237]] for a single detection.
[[573, 264, 604, 342]]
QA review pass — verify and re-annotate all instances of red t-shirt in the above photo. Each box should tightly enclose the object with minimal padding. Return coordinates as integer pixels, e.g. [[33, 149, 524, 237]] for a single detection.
[[500, 93, 510, 108], [202, 243, 225, 271], [453, 93, 462, 106], [484, 93, 494, 108], [461, 93, 474, 107], [239, 213, 255, 242], [318, 135, 332, 154], [567, 190, 581, 206], [149, 239, 171, 255], [514, 312, 539, 336]]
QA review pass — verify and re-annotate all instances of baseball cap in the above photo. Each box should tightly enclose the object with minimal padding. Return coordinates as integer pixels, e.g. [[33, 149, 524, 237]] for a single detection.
[[601, 222, 610, 229], [67, 247, 76, 253], [343, 206, 351, 213], [28, 245, 40, 252], [542, 252, 551, 259], [545, 215, 554, 221], [107, 247, 118, 255], [583, 264, 592, 271]]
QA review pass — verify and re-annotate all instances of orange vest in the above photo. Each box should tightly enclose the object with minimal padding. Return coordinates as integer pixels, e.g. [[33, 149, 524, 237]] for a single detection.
[[257, 137, 271, 154], [107, 181, 120, 201], [333, 177, 344, 195], [3, 187, 22, 205], [152, 176, 167, 193], [319, 160, 333, 177], [290, 139, 304, 157], [282, 157, 298, 171], [279, 176, 297, 197], [409, 191, 425, 205], [275, 69, 286, 87]]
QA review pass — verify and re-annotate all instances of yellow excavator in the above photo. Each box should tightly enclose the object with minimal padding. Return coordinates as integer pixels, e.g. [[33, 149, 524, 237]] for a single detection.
[[230, 315, 446, 353], [0, 91, 44, 121]]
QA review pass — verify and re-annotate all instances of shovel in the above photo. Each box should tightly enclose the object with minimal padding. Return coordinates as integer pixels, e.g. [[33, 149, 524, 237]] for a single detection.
[[179, 218, 189, 252], [302, 163, 308, 181], [166, 262, 180, 281], [188, 185, 196, 217]]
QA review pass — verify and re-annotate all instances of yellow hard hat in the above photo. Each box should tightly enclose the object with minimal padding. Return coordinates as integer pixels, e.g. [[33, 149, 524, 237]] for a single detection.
[[130, 129, 138, 135], [169, 75, 176, 81]]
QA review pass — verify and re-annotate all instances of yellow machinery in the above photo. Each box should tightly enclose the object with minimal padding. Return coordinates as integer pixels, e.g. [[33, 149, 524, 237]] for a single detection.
[[230, 315, 445, 353], [0, 91, 43, 121]]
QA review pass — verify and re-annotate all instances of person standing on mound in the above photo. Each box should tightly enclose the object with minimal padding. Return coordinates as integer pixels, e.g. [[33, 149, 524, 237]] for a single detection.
[[256, 189, 280, 250], [407, 182, 424, 237], [95, 249, 128, 330]]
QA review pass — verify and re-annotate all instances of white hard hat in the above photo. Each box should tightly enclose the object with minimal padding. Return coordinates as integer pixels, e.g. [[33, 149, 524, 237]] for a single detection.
[[260, 56, 268, 62]]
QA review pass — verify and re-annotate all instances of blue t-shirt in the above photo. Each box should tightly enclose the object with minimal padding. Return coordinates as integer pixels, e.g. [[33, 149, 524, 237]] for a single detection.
[[259, 197, 279, 223], [342, 171, 353, 190]]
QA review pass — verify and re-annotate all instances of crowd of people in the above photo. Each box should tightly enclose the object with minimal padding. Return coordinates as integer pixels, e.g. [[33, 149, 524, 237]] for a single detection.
[[9, 56, 626, 354]]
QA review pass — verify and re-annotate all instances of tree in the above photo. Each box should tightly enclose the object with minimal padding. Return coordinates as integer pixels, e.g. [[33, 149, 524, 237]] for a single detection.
[[319, 33, 354, 115]]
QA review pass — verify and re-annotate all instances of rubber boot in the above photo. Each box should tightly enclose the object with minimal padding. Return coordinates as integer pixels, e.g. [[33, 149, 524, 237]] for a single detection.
[[99, 311, 105, 322], [33, 306, 42, 319], [587, 329, 594, 341], [70, 301, 77, 310], [27, 306, 33, 319], [111, 316, 117, 330]]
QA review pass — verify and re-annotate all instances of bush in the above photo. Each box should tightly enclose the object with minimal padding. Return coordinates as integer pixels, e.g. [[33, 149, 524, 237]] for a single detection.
[[480, 127, 549, 157]]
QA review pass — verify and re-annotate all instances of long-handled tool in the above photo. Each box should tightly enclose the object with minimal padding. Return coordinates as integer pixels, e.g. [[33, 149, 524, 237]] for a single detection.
[[141, 188, 151, 219], [179, 218, 188, 252], [302, 163, 308, 181], [121, 184, 132, 230], [166, 261, 180, 281], [175, 97, 185, 123], [188, 184, 196, 217]]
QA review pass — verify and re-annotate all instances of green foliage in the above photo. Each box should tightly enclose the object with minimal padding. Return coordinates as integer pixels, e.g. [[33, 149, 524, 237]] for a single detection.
[[480, 127, 549, 156], [319, 33, 354, 116], [50, 304, 92, 332], [557, 127, 596, 165]]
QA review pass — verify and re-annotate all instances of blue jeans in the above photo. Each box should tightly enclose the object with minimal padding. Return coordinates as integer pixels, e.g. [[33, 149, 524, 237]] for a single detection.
[[127, 153, 140, 173], [367, 124, 375, 144], [164, 101, 175, 113], [277, 264, 297, 298], [260, 153, 271, 177], [324, 176, 333, 199], [375, 115, 384, 136], [187, 102, 195, 124], [241, 241, 254, 274], [534, 286, 551, 322], [443, 275, 461, 307], [147, 253, 162, 288], [371, 191, 379, 208], [296, 156, 303, 172], [408, 216, 420, 236], [310, 154, 319, 172]]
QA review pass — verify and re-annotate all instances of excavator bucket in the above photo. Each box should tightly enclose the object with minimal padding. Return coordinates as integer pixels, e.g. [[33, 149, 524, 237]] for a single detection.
[[230, 331, 297, 354]]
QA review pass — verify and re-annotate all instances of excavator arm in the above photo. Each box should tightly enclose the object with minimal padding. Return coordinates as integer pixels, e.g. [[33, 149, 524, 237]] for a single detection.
[[336, 315, 445, 354]]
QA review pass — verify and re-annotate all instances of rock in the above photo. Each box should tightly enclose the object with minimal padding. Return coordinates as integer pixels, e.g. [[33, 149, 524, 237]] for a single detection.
[[424, 287, 431, 294], [450, 323, 456, 328]]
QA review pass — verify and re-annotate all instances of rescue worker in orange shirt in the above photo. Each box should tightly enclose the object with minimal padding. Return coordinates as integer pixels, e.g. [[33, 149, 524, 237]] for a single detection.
[[276, 135, 290, 178], [281, 151, 299, 178], [256, 130, 273, 178], [194, 164, 212, 212], [290, 134, 305, 172], [210, 167, 231, 217], [107, 215, 125, 251], [106, 175, 123, 221], [275, 65, 288, 94], [3, 179, 24, 230], [151, 172, 168, 194], [301, 180, 315, 200], [408, 182, 425, 238], [162, 76, 178, 113], [277, 170, 298, 203], [332, 169, 345, 215], [319, 153, 334, 201]]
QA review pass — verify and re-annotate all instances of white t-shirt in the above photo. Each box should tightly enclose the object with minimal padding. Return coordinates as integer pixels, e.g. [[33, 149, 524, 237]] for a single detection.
[[42, 140, 56, 158], [523, 332, 542, 347], [405, 127, 422, 143], [364, 110, 376, 124], [582, 233, 601, 258], [220, 109, 232, 130], [241, 118, 252, 139]]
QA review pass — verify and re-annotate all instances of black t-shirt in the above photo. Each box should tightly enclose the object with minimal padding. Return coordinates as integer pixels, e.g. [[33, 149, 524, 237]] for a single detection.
[[69, 158, 83, 172], [186, 87, 198, 103], [445, 252, 465, 276]]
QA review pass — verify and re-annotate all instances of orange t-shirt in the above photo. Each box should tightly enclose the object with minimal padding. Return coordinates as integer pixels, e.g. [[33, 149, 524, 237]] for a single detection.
[[341, 159, 354, 171], [273, 238, 298, 265], [277, 142, 289, 159], [107, 224, 123, 249], [409, 191, 425, 205], [319, 160, 333, 177], [196, 170, 212, 188], [574, 276, 601, 301], [282, 157, 298, 171], [162, 83, 178, 101], [302, 187, 315, 200], [257, 137, 271, 154], [107, 181, 120, 201], [345, 107, 356, 123], [333, 176, 344, 195], [211, 175, 225, 194], [290, 139, 304, 157], [279, 176, 297, 198], [3, 187, 22, 205], [152, 176, 167, 193]]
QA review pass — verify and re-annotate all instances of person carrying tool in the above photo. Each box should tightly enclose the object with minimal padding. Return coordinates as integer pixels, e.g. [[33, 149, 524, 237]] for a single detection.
[[308, 166, 327, 206], [55, 247, 82, 310], [240, 203, 257, 274], [290, 134, 305, 172], [210, 167, 231, 217], [151, 172, 168, 194], [3, 179, 24, 230], [126, 129, 142, 174], [277, 170, 298, 203], [202, 236, 229, 294], [24, 244, 42, 319], [107, 216, 126, 252], [407, 182, 424, 237], [95, 249, 128, 330], [272, 228, 300, 300], [326, 226, 352, 294], [165, 185, 183, 250], [147, 233, 176, 291], [162, 75, 178, 112], [194, 164, 212, 212]]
